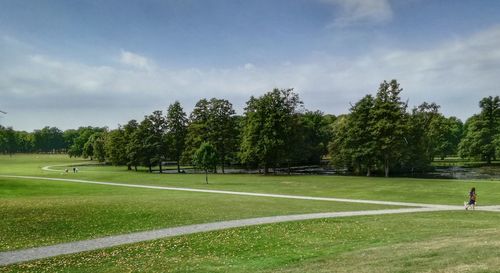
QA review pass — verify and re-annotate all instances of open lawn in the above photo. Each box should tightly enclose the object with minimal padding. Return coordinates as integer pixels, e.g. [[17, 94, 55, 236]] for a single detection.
[[0, 177, 391, 251], [2, 154, 500, 205], [3, 212, 500, 273], [1, 154, 500, 272]]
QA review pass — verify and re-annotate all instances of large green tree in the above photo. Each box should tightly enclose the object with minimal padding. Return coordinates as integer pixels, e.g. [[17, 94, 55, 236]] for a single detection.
[[372, 80, 408, 177], [459, 96, 500, 164], [347, 95, 377, 175], [182, 98, 238, 173], [291, 111, 333, 166], [240, 88, 302, 174], [166, 101, 188, 173], [124, 120, 141, 171], [105, 128, 127, 166], [403, 102, 441, 172], [430, 115, 463, 160]]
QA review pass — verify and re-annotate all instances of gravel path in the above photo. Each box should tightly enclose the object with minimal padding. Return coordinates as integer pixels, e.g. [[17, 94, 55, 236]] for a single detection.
[[0, 207, 450, 266]]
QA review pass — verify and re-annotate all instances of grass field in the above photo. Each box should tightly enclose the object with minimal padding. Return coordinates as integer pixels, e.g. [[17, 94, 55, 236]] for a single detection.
[[1, 154, 500, 272]]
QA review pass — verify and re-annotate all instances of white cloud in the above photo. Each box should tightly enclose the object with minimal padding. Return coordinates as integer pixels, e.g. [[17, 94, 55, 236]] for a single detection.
[[322, 0, 393, 27], [119, 50, 154, 70], [243, 63, 255, 70], [2, 26, 500, 130]]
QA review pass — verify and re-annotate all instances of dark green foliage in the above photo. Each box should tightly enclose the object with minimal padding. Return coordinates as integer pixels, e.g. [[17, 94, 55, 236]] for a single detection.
[[430, 116, 463, 160], [83, 132, 107, 162], [68, 127, 106, 157], [291, 111, 333, 165], [459, 96, 500, 164], [372, 80, 408, 177], [32, 126, 65, 153], [105, 128, 128, 166], [182, 98, 238, 173], [0, 126, 17, 154], [403, 102, 441, 172], [166, 101, 188, 173], [240, 88, 302, 173], [329, 81, 450, 176], [130, 112, 167, 172], [124, 120, 140, 170]]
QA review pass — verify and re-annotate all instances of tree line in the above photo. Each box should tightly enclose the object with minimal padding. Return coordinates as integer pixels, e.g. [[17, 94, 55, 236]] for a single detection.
[[1, 80, 499, 176]]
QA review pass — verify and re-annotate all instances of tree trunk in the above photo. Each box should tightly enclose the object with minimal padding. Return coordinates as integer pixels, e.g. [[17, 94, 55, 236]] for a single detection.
[[127, 165, 132, 171], [366, 167, 371, 177], [148, 165, 152, 173], [177, 161, 181, 173], [487, 156, 492, 165], [134, 165, 137, 171], [384, 156, 390, 177], [264, 165, 269, 175], [205, 169, 208, 184], [221, 161, 225, 174], [159, 162, 162, 173]]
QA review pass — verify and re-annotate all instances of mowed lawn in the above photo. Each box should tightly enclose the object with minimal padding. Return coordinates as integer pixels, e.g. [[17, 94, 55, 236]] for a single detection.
[[3, 212, 500, 273], [0, 177, 392, 251], [1, 154, 500, 205], [2, 154, 500, 272]]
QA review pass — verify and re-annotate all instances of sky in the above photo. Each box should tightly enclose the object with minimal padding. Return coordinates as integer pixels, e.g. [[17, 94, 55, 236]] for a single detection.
[[1, 0, 500, 131]]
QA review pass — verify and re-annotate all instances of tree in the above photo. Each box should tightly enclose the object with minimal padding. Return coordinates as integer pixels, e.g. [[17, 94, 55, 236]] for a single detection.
[[328, 115, 351, 169], [206, 98, 238, 173], [124, 120, 141, 171], [68, 127, 105, 157], [32, 126, 65, 153], [193, 142, 217, 184], [166, 101, 188, 173], [430, 116, 463, 160], [372, 80, 408, 177], [0, 126, 17, 155], [83, 132, 107, 161], [403, 102, 441, 172], [182, 99, 211, 164], [105, 128, 128, 166], [459, 96, 500, 164], [145, 111, 168, 173], [131, 112, 167, 173], [240, 88, 302, 174], [182, 98, 238, 173], [291, 111, 333, 166]]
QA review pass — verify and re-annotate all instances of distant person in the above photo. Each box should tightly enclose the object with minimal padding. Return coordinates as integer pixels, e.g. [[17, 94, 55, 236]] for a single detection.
[[75, 167, 79, 173], [465, 187, 477, 210], [64, 168, 68, 173], [72, 167, 76, 173]]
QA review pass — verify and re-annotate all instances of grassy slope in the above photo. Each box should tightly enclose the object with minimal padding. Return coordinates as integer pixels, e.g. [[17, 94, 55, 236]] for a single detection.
[[3, 211, 500, 273]]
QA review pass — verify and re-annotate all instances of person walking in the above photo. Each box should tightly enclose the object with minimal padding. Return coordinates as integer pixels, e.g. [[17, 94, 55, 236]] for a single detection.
[[465, 187, 477, 210]]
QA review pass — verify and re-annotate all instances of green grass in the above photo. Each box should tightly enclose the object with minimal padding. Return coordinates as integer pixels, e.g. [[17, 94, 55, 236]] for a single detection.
[[2, 154, 500, 206], [3, 211, 500, 273], [2, 154, 500, 272], [0, 177, 391, 251]]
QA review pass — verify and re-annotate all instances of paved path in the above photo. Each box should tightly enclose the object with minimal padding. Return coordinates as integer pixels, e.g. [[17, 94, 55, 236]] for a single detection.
[[0, 207, 450, 266]]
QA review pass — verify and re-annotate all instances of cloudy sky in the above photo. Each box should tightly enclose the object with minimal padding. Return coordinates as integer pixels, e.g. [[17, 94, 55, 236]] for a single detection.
[[1, 0, 500, 131]]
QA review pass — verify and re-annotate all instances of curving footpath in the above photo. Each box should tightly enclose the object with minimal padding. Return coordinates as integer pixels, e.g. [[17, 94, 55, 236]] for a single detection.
[[0, 207, 449, 266], [0, 168, 498, 266]]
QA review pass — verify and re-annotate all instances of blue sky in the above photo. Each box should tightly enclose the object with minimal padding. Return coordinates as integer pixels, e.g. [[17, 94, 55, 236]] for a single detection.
[[1, 0, 500, 130]]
